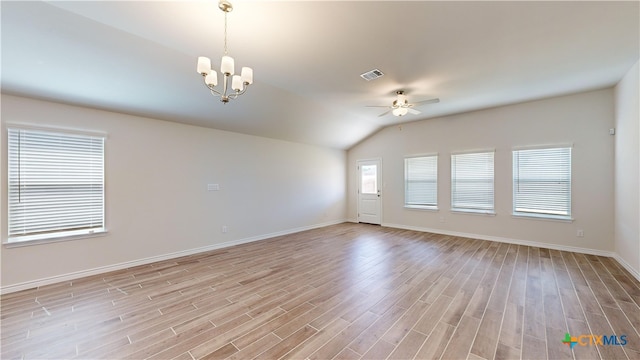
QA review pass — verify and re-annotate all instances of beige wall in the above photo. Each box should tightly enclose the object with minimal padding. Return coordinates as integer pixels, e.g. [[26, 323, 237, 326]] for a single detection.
[[0, 95, 347, 291], [348, 89, 615, 253], [2, 82, 633, 290], [614, 60, 640, 276]]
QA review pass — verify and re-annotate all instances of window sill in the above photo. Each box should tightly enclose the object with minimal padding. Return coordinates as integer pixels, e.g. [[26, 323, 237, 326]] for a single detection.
[[451, 208, 496, 216], [512, 213, 573, 223], [3, 229, 108, 248], [404, 205, 439, 211]]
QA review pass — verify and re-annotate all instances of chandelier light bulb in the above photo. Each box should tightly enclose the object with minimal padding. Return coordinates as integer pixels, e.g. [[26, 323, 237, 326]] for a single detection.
[[197, 56, 211, 75], [205, 71, 218, 86], [241, 67, 253, 85], [231, 75, 243, 91], [221, 56, 235, 75]]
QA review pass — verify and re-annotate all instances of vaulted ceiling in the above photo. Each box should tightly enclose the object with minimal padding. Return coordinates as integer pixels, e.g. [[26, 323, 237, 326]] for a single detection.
[[2, 1, 638, 149]]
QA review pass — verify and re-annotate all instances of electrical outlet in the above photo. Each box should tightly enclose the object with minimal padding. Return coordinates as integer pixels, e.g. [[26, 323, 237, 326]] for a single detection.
[[222, 225, 228, 233], [577, 229, 584, 237]]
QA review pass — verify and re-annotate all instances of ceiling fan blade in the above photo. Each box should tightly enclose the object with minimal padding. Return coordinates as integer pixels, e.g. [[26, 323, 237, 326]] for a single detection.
[[413, 98, 440, 106], [408, 108, 421, 115], [378, 109, 392, 117], [365, 105, 391, 108]]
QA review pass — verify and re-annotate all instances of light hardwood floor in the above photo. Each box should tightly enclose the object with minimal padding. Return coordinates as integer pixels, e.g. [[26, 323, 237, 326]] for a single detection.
[[1, 223, 639, 359]]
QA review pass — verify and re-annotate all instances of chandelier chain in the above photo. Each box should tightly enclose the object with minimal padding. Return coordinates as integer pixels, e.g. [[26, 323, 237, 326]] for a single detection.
[[224, 12, 228, 55]]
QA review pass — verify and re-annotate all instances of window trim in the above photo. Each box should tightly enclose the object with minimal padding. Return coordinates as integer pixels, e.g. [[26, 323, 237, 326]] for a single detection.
[[5, 125, 107, 245], [5, 123, 107, 139], [511, 212, 573, 222], [451, 208, 496, 216], [3, 229, 108, 248], [404, 204, 439, 211]]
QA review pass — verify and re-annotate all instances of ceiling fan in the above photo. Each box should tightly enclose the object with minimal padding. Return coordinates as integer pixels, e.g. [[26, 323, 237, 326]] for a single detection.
[[366, 90, 439, 117]]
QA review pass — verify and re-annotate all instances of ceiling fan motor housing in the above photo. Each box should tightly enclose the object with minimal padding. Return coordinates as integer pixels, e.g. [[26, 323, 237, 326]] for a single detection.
[[395, 91, 408, 107]]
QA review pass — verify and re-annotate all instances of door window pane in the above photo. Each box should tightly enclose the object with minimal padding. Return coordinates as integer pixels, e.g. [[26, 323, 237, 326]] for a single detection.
[[361, 165, 377, 194]]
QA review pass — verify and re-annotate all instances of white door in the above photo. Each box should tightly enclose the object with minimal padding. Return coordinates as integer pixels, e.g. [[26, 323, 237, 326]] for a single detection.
[[357, 159, 381, 225]]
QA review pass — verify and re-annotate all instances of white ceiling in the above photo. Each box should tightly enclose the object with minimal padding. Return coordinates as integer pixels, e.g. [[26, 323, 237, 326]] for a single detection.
[[2, 1, 638, 149]]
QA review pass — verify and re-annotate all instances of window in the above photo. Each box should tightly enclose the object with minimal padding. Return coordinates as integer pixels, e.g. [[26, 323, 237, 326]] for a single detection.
[[7, 127, 105, 243], [451, 151, 494, 213], [513, 147, 571, 220], [360, 164, 378, 194], [405, 155, 437, 209]]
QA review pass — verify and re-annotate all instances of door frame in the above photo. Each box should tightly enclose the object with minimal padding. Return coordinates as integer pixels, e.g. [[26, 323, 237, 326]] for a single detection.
[[356, 157, 382, 225]]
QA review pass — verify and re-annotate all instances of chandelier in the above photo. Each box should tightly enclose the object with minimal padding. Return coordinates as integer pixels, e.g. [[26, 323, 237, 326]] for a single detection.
[[196, 0, 253, 104]]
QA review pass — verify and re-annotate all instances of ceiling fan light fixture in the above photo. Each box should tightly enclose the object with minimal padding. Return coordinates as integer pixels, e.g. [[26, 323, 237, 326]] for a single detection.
[[393, 108, 408, 116], [366, 90, 438, 117]]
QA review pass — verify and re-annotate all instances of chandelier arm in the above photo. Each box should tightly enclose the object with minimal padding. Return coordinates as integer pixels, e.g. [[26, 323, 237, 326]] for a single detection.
[[201, 73, 223, 96], [234, 84, 250, 97], [207, 85, 223, 96], [203, 79, 223, 96]]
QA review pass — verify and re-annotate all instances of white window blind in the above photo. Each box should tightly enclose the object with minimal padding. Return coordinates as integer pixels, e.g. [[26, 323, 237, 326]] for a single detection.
[[451, 151, 494, 213], [513, 147, 571, 219], [405, 156, 437, 208], [8, 127, 105, 242]]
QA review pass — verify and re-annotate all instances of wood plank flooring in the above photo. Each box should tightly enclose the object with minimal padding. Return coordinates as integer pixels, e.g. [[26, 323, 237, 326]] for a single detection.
[[2, 223, 639, 359]]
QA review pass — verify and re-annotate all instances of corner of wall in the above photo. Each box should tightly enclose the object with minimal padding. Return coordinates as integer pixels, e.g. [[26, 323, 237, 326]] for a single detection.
[[613, 59, 640, 277]]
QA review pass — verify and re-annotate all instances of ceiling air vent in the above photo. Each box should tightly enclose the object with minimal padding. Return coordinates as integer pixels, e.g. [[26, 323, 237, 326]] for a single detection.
[[360, 69, 384, 81]]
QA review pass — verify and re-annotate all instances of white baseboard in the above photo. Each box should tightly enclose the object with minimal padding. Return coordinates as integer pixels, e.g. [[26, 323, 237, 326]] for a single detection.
[[382, 222, 616, 257], [0, 220, 346, 295], [611, 253, 640, 282]]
